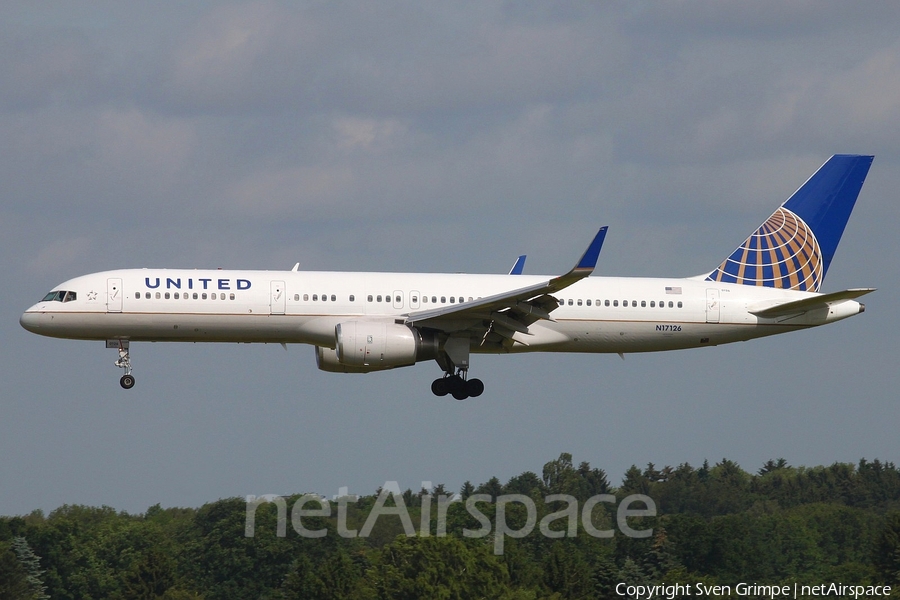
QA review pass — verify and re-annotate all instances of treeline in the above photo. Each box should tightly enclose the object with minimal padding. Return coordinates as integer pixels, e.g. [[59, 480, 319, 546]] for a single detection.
[[2, 454, 899, 599]]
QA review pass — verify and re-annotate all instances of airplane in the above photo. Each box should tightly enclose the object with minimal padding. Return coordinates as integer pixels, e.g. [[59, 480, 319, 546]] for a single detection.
[[21, 154, 874, 399]]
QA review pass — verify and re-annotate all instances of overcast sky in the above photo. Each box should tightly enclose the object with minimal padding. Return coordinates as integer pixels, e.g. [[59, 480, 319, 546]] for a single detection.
[[2, 2, 899, 516]]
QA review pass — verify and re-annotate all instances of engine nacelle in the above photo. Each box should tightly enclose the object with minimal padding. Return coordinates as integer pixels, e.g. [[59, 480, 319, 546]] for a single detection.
[[315, 321, 438, 373], [315, 346, 402, 373]]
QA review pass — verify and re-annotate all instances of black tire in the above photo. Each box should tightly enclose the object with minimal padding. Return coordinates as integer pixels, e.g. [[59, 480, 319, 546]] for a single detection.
[[431, 378, 449, 396], [120, 375, 135, 389], [452, 388, 469, 400], [466, 378, 484, 397]]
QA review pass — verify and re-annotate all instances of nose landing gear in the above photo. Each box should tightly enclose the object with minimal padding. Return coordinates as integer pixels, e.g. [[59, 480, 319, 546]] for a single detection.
[[112, 340, 135, 389]]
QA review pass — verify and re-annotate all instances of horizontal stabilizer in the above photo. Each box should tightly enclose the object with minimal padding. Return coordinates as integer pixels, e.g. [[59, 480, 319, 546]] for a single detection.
[[748, 288, 875, 318]]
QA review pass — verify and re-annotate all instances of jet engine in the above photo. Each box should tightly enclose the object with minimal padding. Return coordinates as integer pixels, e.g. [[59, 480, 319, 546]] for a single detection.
[[314, 321, 438, 373]]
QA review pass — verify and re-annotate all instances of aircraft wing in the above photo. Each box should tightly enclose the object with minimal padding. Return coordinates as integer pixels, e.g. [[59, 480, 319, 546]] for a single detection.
[[748, 288, 875, 318], [406, 227, 607, 345]]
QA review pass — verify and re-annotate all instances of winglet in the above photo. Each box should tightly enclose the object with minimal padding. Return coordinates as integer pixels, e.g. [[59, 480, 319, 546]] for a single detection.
[[508, 255, 527, 275], [573, 226, 608, 274]]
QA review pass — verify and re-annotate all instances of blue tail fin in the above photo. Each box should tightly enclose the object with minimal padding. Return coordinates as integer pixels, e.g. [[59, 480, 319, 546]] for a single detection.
[[706, 154, 873, 292]]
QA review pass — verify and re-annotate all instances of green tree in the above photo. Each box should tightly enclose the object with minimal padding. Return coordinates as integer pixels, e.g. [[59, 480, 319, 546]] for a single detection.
[[873, 511, 900, 584], [362, 536, 514, 599], [279, 548, 362, 599], [0, 541, 35, 599], [541, 541, 594, 598], [10, 536, 50, 599], [459, 481, 475, 501]]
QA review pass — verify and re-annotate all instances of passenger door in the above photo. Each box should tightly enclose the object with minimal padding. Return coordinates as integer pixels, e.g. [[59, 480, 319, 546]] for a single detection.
[[270, 281, 286, 315], [107, 278, 123, 313], [705, 289, 720, 323]]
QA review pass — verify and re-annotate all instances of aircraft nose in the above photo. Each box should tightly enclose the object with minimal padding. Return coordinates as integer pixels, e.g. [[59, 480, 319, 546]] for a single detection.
[[20, 310, 44, 334]]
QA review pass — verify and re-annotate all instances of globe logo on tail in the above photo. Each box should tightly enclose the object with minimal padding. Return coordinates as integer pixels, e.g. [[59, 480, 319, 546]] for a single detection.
[[706, 207, 823, 292]]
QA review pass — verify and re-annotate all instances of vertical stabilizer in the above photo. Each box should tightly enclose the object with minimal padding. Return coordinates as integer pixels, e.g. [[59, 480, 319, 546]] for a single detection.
[[706, 155, 873, 291]]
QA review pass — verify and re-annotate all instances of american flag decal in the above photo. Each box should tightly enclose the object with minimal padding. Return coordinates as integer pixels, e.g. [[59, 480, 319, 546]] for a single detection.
[[665, 286, 682, 295]]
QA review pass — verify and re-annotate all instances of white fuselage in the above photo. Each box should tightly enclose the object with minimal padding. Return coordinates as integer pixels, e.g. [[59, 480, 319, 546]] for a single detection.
[[19, 268, 863, 355]]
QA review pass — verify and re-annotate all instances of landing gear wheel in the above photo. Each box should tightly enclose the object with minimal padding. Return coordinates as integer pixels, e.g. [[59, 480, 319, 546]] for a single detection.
[[431, 378, 450, 397], [114, 342, 135, 390], [466, 378, 484, 398], [448, 375, 469, 400]]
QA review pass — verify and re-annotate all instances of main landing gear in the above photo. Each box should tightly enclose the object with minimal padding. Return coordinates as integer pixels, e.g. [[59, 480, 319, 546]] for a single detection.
[[113, 341, 135, 389], [431, 336, 483, 399], [431, 371, 484, 400]]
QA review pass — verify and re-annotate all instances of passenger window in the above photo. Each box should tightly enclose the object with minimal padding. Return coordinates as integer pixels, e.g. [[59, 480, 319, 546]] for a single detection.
[[304, 294, 309, 301], [230, 293, 235, 300], [321, 293, 327, 301], [146, 292, 151, 299], [432, 296, 437, 303], [650, 301, 655, 307], [677, 301, 683, 308], [377, 295, 382, 302], [294, 294, 299, 301], [632, 301, 637, 307], [659, 300, 664, 307], [349, 295, 355, 302], [586, 300, 592, 306], [313, 294, 318, 301], [668, 301, 674, 308], [211, 293, 216, 300], [202, 293, 207, 300], [165, 292, 171, 299], [411, 296, 418, 303], [156, 292, 161, 299], [450, 297, 455, 304], [193, 293, 198, 299], [605, 300, 610, 307], [174, 292, 180, 299], [441, 296, 446, 303], [367, 295, 373, 302], [613, 300, 618, 307], [135, 293, 141, 299], [577, 300, 582, 306]]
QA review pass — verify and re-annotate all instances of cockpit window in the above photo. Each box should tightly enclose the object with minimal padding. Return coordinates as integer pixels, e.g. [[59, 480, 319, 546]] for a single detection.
[[41, 291, 76, 302]]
